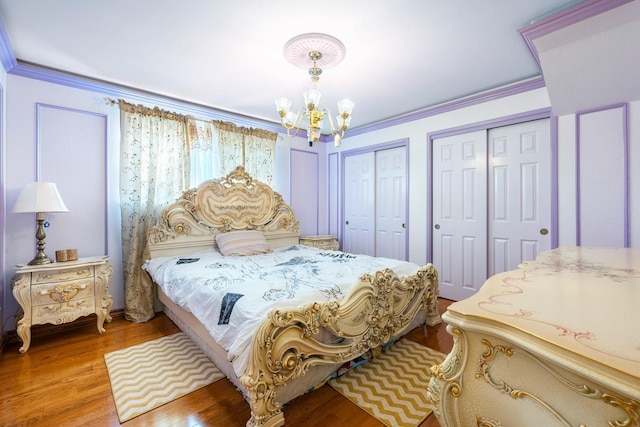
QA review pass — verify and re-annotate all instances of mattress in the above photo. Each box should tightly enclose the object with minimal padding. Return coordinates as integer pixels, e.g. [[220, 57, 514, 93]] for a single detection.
[[144, 244, 420, 377]]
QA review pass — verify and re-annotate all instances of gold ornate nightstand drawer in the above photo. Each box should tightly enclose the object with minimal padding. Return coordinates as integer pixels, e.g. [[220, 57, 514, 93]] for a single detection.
[[32, 297, 96, 326], [31, 279, 95, 306], [299, 235, 340, 251], [32, 266, 94, 284]]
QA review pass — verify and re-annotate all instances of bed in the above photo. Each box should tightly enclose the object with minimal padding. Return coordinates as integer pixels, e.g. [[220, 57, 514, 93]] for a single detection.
[[145, 166, 441, 427]]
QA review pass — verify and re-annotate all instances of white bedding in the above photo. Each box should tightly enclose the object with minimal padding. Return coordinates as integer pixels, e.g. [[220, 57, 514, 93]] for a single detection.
[[144, 244, 420, 377]]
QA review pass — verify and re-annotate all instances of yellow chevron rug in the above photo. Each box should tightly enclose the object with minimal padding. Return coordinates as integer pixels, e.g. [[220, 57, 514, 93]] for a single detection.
[[328, 339, 446, 427], [104, 332, 224, 422]]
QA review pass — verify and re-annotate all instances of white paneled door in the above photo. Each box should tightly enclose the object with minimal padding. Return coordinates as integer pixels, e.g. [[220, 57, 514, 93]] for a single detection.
[[343, 146, 408, 259], [432, 131, 488, 302], [344, 151, 376, 255], [432, 119, 551, 301], [488, 119, 551, 275], [375, 146, 407, 260]]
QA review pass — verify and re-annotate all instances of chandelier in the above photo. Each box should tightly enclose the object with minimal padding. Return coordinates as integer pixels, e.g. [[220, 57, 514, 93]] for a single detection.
[[275, 33, 354, 147]]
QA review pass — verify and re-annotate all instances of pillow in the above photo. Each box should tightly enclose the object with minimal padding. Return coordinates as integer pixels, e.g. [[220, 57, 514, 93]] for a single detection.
[[215, 230, 272, 256]]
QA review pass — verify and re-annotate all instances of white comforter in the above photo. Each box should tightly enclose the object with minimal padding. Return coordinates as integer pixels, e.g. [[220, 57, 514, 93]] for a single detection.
[[143, 245, 419, 377]]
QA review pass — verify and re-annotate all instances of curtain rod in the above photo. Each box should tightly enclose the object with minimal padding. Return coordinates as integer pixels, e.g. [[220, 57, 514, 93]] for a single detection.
[[104, 97, 277, 138]]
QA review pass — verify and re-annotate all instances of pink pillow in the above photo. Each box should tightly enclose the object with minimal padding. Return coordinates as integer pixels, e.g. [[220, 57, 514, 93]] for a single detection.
[[215, 230, 271, 256]]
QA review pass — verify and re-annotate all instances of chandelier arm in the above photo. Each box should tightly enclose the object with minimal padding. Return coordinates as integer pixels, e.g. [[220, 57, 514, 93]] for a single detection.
[[282, 107, 307, 139], [294, 107, 306, 135], [322, 108, 337, 135], [322, 107, 347, 135], [286, 127, 301, 138]]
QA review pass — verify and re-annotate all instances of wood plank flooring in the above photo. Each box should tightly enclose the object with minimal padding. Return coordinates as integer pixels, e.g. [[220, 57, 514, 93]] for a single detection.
[[0, 299, 454, 427]]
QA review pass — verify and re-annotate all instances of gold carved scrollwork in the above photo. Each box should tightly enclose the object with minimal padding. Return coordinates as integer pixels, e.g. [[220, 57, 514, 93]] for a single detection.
[[476, 416, 504, 427], [476, 339, 639, 427], [241, 264, 439, 427], [43, 299, 89, 314], [427, 325, 467, 425], [45, 284, 82, 303]]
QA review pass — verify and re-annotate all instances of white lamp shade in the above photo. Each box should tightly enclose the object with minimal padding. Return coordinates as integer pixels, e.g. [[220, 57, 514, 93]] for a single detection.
[[337, 98, 355, 115], [11, 182, 70, 213], [275, 97, 292, 114], [303, 87, 322, 109]]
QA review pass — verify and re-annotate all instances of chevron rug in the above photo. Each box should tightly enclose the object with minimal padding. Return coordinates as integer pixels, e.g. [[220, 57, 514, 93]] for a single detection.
[[104, 332, 224, 422], [328, 339, 446, 427]]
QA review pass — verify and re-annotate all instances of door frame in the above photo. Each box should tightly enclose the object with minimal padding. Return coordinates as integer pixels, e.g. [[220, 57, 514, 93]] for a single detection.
[[426, 108, 558, 263], [340, 138, 409, 258]]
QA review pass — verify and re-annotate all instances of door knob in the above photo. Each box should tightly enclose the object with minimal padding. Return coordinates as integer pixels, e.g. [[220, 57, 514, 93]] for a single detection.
[[540, 228, 548, 235], [345, 221, 349, 225], [434, 224, 440, 230], [402, 223, 406, 228]]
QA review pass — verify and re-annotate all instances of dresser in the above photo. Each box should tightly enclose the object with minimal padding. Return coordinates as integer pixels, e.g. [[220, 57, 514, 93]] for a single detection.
[[428, 246, 640, 426], [299, 235, 340, 251], [11, 256, 113, 353]]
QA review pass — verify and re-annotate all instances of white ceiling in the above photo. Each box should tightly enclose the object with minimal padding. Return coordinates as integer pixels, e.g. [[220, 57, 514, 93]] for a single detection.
[[0, 0, 585, 131]]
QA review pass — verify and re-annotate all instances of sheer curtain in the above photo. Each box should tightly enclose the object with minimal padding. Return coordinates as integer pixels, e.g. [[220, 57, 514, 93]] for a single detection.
[[119, 100, 190, 322], [214, 120, 277, 186], [187, 118, 221, 187]]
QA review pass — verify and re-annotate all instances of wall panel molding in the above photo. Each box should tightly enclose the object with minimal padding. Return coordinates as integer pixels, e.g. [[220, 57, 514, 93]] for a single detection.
[[290, 149, 319, 236], [36, 103, 109, 257], [575, 103, 629, 246]]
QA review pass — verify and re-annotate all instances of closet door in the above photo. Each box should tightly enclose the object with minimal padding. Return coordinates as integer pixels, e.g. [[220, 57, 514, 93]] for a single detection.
[[488, 119, 551, 275], [432, 131, 488, 301], [343, 152, 376, 255], [375, 146, 407, 260]]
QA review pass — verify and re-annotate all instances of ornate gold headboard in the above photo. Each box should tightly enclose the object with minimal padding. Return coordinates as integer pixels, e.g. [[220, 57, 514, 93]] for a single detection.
[[148, 166, 300, 258]]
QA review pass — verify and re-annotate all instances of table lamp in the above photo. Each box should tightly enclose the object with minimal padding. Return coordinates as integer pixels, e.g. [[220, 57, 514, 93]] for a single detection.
[[11, 182, 70, 265]]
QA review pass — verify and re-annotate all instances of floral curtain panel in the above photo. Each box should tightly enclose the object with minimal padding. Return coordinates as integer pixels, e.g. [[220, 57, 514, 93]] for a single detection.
[[119, 100, 189, 322]]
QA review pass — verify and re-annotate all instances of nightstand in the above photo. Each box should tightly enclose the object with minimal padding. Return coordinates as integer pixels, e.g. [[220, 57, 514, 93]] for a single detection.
[[11, 256, 113, 353], [299, 235, 340, 251]]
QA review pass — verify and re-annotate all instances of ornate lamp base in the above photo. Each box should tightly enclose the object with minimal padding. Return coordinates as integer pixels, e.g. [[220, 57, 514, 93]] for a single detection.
[[28, 216, 53, 265]]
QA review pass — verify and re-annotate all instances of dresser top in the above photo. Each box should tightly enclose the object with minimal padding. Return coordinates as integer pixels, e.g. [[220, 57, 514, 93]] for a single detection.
[[447, 246, 640, 379], [15, 255, 110, 273]]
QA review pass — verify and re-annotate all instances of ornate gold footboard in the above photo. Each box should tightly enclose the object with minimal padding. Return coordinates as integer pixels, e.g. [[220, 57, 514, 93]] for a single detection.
[[242, 264, 440, 427]]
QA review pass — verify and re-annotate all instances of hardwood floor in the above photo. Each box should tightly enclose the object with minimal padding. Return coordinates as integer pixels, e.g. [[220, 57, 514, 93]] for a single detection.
[[0, 299, 454, 427]]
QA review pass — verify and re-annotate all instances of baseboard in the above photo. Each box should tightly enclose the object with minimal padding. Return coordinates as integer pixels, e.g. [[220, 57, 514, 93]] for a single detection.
[[2, 310, 125, 347]]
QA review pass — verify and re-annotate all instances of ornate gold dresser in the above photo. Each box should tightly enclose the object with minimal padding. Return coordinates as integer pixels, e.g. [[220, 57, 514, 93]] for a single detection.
[[428, 246, 640, 426]]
